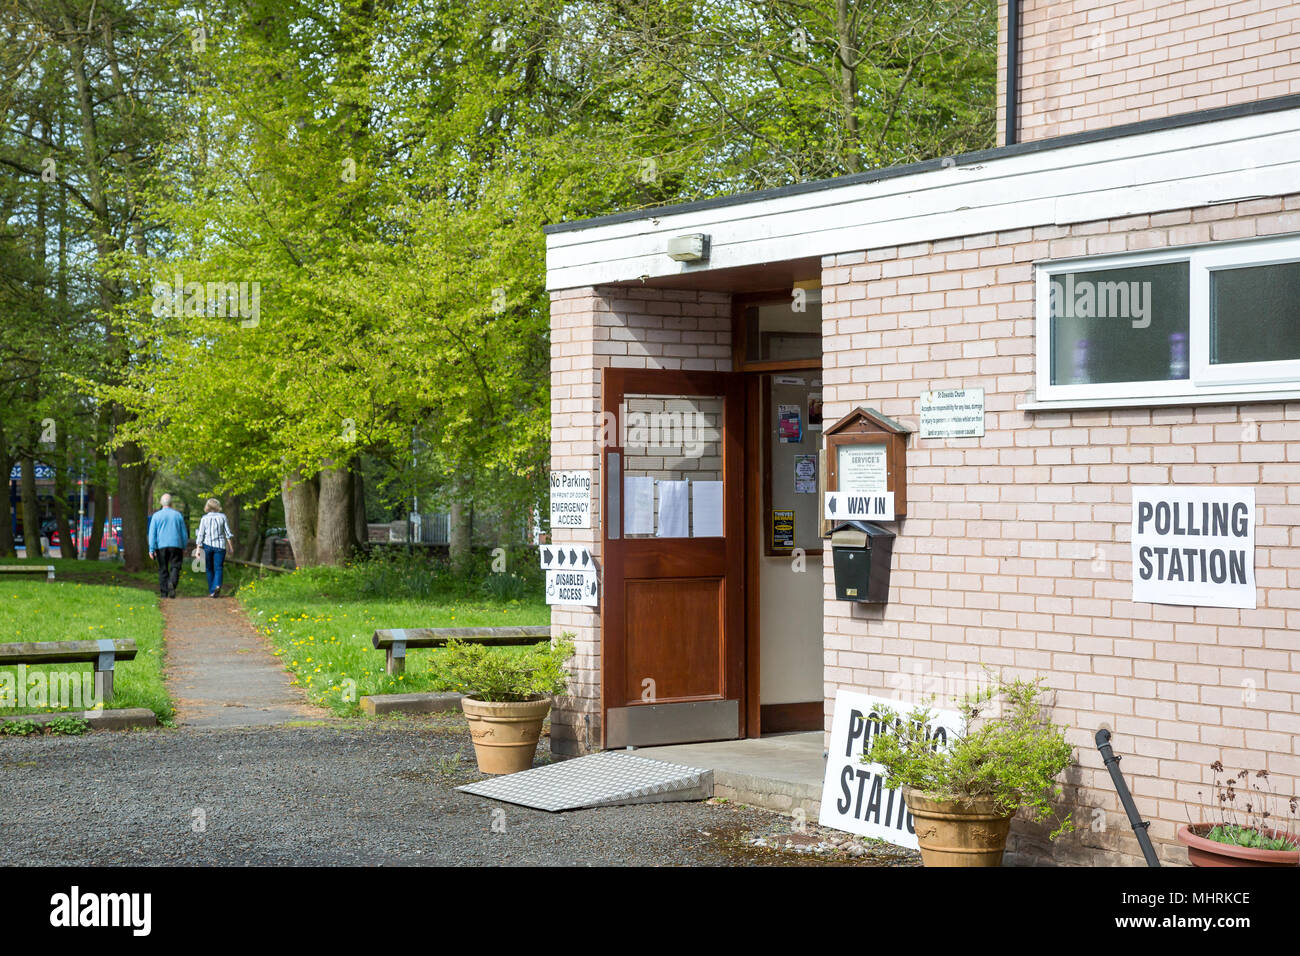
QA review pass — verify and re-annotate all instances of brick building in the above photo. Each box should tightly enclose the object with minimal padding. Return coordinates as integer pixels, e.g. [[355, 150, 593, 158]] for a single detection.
[[545, 1, 1300, 864]]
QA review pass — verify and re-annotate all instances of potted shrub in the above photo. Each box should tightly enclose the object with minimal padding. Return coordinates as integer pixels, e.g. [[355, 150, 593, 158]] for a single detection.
[[865, 675, 1075, 867], [434, 637, 575, 775], [1178, 763, 1299, 867]]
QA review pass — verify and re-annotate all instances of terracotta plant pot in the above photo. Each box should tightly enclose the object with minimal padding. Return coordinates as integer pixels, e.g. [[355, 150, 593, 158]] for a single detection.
[[1177, 824, 1300, 867], [460, 695, 552, 775], [904, 788, 1014, 867]]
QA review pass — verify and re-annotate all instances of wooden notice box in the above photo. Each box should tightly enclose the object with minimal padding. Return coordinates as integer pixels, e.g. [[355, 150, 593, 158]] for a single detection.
[[821, 407, 911, 535]]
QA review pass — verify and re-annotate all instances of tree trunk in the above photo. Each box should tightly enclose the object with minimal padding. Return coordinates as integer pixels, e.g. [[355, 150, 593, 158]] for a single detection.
[[112, 416, 149, 572], [315, 460, 357, 566], [20, 454, 42, 558], [81, 409, 110, 564], [835, 0, 861, 174], [281, 470, 319, 568], [449, 486, 471, 575], [240, 499, 270, 562], [0, 439, 14, 558], [52, 435, 76, 559], [83, 482, 101, 562], [227, 492, 243, 555], [352, 463, 368, 550]]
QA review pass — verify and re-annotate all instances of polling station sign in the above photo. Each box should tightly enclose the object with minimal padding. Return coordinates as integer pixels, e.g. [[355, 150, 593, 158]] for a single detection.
[[1131, 486, 1256, 610], [819, 691, 963, 848]]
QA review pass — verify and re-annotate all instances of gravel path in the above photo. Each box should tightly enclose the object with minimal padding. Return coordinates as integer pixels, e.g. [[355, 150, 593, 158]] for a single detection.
[[0, 717, 912, 867]]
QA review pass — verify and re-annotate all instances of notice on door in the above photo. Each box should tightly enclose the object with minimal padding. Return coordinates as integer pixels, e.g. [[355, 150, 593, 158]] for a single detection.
[[836, 443, 888, 494], [549, 471, 592, 529], [919, 388, 985, 439], [545, 568, 598, 607], [771, 509, 794, 551], [819, 691, 963, 848], [1131, 486, 1256, 610]]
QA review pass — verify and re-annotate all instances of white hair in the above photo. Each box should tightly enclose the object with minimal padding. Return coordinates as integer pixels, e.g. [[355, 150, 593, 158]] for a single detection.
[[160, 493, 173, 507]]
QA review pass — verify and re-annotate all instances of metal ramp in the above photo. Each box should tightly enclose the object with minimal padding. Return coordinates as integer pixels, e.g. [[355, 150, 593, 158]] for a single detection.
[[456, 750, 713, 812]]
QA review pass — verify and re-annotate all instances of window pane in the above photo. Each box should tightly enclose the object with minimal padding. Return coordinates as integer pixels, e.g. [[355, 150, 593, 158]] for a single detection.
[[745, 297, 821, 362], [1210, 261, 1300, 366], [620, 393, 724, 538], [1049, 262, 1189, 385]]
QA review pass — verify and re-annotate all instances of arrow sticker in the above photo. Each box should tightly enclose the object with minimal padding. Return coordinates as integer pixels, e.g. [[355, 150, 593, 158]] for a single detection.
[[540, 545, 594, 571]]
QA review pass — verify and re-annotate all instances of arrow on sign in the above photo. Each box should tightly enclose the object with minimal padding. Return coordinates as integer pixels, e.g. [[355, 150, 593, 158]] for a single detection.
[[540, 544, 594, 571], [823, 491, 896, 521]]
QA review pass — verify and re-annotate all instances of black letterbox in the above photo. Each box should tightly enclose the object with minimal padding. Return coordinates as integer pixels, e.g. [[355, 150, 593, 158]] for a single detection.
[[829, 521, 895, 603]]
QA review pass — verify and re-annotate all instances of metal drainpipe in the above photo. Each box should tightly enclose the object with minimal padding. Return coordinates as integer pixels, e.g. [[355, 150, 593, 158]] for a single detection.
[[1006, 0, 1020, 146], [1096, 728, 1162, 866]]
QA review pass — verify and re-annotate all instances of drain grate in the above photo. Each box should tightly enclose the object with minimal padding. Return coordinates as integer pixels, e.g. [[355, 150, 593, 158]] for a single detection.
[[456, 750, 714, 812]]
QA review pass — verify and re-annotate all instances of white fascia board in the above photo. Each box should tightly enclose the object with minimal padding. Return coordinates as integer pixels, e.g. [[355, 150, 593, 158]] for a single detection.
[[545, 107, 1300, 291]]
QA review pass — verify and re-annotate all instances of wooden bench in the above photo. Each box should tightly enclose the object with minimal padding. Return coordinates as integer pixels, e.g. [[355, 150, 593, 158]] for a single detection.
[[371, 627, 551, 676], [0, 639, 137, 703], [0, 565, 55, 581]]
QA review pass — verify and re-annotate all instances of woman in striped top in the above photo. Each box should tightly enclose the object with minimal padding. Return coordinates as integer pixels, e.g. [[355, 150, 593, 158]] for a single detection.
[[194, 498, 235, 598]]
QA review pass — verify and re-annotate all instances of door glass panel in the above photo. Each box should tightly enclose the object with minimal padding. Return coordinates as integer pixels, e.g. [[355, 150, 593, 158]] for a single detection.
[[620, 393, 724, 538]]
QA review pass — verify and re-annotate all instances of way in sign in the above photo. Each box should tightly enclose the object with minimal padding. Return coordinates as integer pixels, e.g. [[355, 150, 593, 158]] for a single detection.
[[823, 491, 895, 521]]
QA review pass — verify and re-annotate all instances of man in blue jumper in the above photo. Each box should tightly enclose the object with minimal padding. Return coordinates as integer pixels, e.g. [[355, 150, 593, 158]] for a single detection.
[[147, 494, 189, 598]]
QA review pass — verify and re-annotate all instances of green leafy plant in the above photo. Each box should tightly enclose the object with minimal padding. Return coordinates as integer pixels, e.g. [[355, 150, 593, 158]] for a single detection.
[[2, 719, 39, 737], [1189, 763, 1298, 851], [480, 572, 531, 602], [47, 716, 90, 737], [431, 636, 575, 703], [865, 674, 1075, 836]]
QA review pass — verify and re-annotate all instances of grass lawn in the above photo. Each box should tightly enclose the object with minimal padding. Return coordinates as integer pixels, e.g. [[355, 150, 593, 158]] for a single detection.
[[0, 558, 172, 720], [238, 565, 550, 716]]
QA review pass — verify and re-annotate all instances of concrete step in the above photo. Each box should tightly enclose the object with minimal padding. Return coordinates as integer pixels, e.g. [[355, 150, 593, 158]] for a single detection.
[[638, 732, 825, 819]]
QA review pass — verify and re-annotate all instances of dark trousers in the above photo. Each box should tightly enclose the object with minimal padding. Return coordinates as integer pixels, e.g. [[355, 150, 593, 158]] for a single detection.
[[204, 545, 226, 593], [156, 547, 183, 596]]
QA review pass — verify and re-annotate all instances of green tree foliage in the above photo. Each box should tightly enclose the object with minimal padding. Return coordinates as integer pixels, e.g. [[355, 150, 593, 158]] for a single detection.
[[19, 0, 995, 564]]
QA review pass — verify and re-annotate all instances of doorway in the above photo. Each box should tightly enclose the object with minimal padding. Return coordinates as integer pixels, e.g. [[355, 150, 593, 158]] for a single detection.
[[736, 288, 825, 734], [595, 282, 825, 749]]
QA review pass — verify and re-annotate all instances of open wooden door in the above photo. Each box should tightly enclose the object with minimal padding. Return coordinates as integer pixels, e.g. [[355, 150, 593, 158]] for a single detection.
[[601, 367, 746, 748]]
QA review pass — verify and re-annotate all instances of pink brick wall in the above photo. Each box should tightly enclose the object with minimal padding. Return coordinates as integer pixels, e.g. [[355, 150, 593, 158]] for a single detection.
[[549, 285, 732, 755], [820, 195, 1300, 865], [1000, 0, 1300, 144]]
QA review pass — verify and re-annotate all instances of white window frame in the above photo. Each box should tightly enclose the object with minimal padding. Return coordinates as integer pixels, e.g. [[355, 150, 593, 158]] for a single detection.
[[1034, 233, 1300, 406], [1193, 236, 1300, 387]]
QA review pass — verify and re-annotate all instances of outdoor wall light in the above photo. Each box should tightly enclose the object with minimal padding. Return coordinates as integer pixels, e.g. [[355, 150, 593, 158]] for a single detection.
[[666, 233, 710, 262]]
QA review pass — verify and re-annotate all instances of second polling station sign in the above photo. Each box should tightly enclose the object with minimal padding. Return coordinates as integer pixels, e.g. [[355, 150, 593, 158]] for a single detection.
[[819, 691, 963, 849], [1131, 486, 1256, 610]]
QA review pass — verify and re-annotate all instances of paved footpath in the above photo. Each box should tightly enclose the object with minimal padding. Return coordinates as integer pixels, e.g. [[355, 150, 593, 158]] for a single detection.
[[162, 597, 324, 728]]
